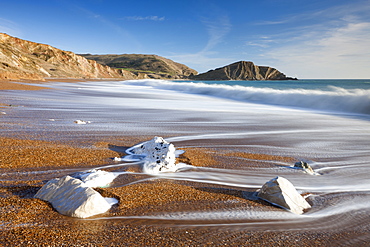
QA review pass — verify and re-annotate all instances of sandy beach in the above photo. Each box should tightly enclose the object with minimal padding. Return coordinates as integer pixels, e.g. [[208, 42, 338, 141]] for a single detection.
[[1, 80, 369, 246], [0, 137, 353, 246]]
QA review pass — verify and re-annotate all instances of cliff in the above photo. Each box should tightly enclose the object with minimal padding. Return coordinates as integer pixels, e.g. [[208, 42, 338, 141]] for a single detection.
[[0, 33, 296, 82], [80, 54, 198, 79], [191, 61, 297, 81], [0, 33, 136, 81]]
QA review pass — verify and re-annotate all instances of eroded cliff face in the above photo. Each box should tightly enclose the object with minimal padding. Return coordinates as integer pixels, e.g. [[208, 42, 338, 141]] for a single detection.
[[191, 61, 296, 81], [0, 34, 295, 82], [0, 33, 136, 80]]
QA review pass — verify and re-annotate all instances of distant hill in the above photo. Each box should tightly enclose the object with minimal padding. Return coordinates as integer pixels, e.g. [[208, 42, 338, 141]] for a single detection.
[[191, 61, 297, 81], [80, 54, 198, 79], [0, 33, 295, 82], [0, 33, 136, 81]]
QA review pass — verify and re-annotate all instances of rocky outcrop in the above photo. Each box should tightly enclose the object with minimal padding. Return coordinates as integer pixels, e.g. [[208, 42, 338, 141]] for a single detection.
[[80, 54, 198, 79], [191, 61, 297, 81], [1, 33, 297, 82], [0, 33, 136, 80]]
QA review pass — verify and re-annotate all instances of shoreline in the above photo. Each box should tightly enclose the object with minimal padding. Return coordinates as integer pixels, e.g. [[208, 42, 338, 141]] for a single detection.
[[0, 80, 50, 91], [1, 79, 369, 246], [0, 136, 347, 246], [0, 78, 127, 91]]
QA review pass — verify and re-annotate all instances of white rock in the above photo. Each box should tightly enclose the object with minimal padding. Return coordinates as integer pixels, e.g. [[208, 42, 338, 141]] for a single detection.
[[131, 136, 177, 174], [257, 176, 311, 214], [71, 169, 117, 188], [74, 120, 91, 124], [113, 157, 122, 161], [34, 176, 114, 218]]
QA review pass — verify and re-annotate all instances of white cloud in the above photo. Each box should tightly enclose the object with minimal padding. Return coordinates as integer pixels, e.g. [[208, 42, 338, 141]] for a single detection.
[[247, 1, 370, 79], [76, 7, 142, 51], [265, 20, 370, 79], [167, 52, 234, 73], [201, 15, 231, 52], [123, 16, 165, 21], [167, 15, 233, 73], [0, 18, 21, 36], [255, 1, 370, 27]]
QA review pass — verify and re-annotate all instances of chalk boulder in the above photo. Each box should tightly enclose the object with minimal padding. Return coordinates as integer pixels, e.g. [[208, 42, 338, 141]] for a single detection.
[[70, 169, 117, 188], [131, 136, 177, 174], [34, 176, 115, 218], [294, 161, 315, 175], [257, 176, 311, 214]]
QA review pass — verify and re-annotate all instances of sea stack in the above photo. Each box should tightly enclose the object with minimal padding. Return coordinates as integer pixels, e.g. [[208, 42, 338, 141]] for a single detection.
[[191, 61, 297, 81]]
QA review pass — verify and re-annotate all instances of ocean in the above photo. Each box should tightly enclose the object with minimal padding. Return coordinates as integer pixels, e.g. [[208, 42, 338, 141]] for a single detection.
[[120, 79, 370, 116], [1, 79, 370, 243]]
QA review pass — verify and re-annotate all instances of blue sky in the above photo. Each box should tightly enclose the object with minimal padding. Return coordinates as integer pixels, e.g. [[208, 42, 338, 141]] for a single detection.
[[1, 0, 370, 79]]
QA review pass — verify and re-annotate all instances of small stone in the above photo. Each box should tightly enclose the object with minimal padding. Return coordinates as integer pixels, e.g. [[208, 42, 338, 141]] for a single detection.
[[294, 161, 315, 175]]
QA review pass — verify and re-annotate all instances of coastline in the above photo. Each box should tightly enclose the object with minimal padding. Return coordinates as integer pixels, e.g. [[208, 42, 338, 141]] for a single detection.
[[0, 80, 49, 91], [0, 136, 350, 246], [0, 78, 128, 91], [1, 79, 369, 246]]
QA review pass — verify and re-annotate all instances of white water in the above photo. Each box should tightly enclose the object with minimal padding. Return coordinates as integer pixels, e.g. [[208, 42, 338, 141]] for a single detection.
[[120, 79, 370, 115], [1, 79, 370, 234]]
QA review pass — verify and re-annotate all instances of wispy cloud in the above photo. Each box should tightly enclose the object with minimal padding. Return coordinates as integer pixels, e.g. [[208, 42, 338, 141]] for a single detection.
[[201, 15, 231, 53], [255, 1, 370, 27], [0, 18, 21, 36], [266, 20, 370, 78], [168, 52, 233, 73], [248, 1, 370, 78], [75, 7, 142, 51], [167, 15, 232, 73], [123, 16, 165, 21]]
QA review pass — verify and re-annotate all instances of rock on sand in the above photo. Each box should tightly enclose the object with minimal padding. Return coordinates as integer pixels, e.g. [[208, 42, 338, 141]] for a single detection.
[[35, 175, 114, 218], [257, 176, 311, 214], [131, 136, 177, 174]]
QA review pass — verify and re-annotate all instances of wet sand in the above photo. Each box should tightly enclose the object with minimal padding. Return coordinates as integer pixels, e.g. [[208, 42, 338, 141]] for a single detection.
[[0, 137, 353, 246], [0, 80, 49, 91], [0, 80, 368, 246]]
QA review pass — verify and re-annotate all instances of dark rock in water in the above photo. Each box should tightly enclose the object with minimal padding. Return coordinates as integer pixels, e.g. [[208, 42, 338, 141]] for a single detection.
[[190, 61, 297, 81], [294, 161, 315, 175], [257, 176, 311, 214]]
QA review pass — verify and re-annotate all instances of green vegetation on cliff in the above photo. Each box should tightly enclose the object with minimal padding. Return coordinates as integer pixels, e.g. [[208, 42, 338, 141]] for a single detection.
[[80, 54, 198, 79]]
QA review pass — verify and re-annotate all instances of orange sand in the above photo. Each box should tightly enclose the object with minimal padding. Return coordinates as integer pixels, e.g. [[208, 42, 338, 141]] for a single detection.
[[0, 137, 351, 246]]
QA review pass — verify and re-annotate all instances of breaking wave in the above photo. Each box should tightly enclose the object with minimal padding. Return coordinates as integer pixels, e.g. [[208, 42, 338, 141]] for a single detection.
[[122, 80, 370, 115]]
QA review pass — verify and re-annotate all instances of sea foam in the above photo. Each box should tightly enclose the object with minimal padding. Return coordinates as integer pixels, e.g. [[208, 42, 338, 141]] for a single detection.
[[121, 80, 370, 115]]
